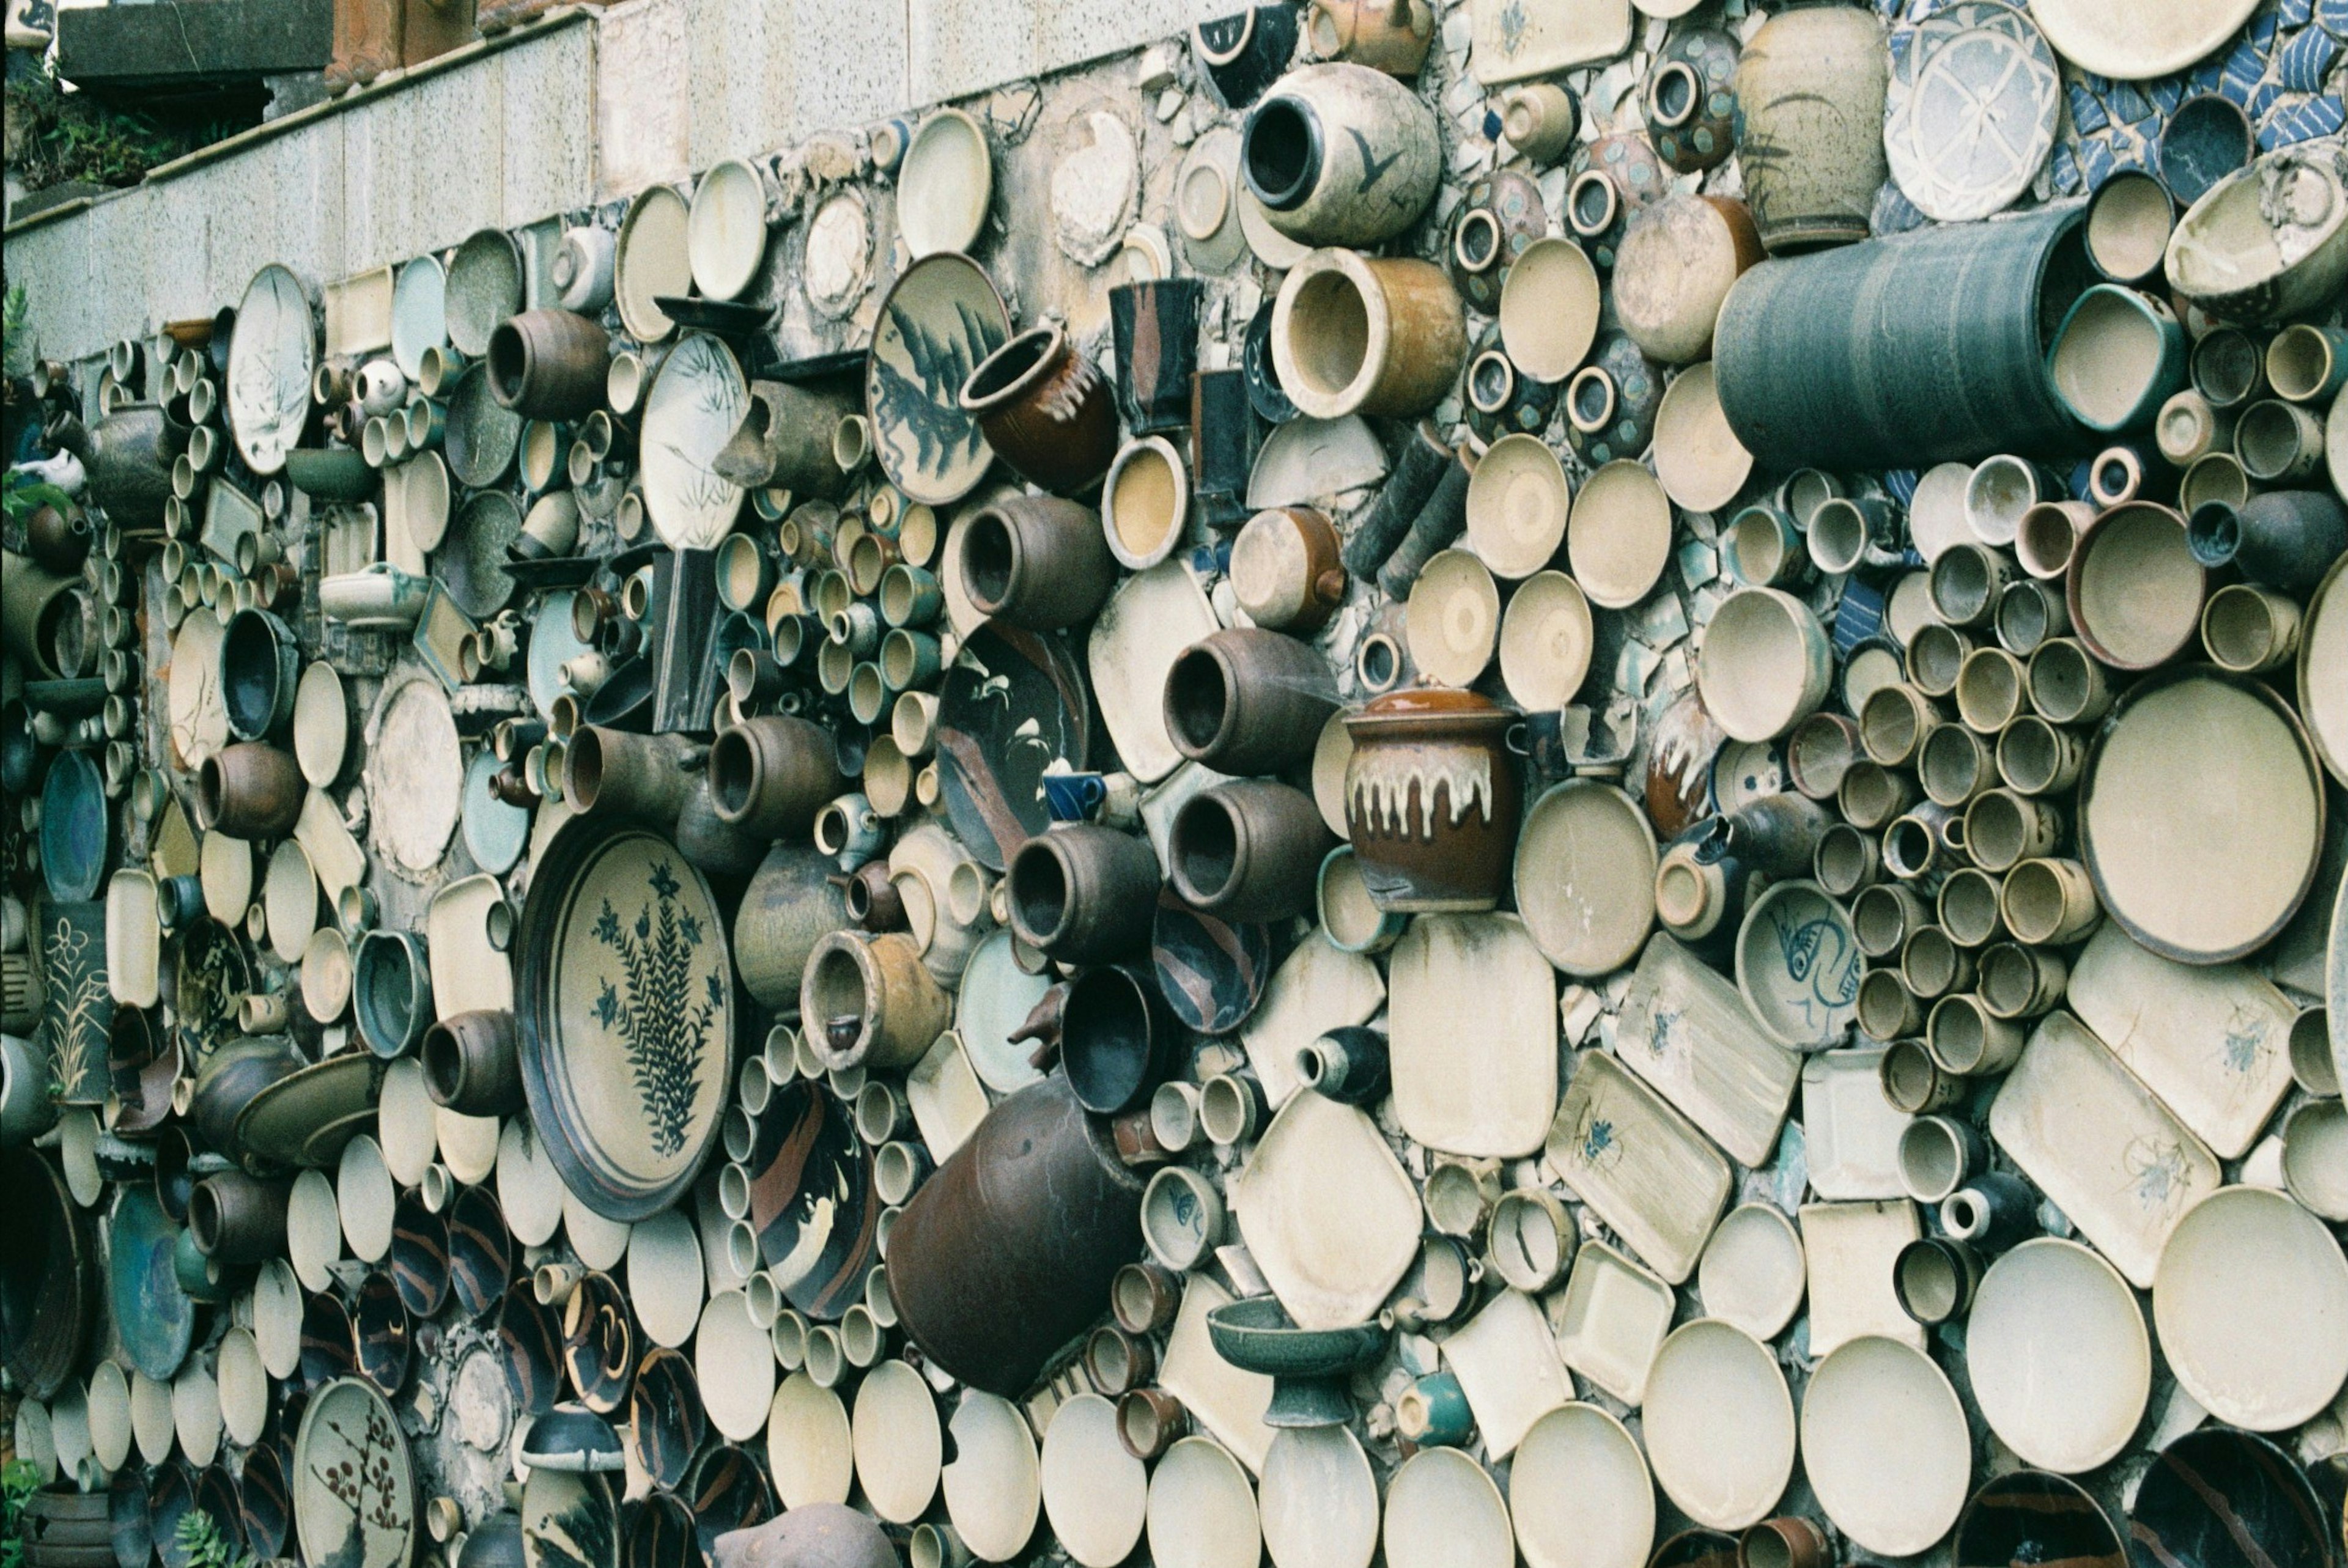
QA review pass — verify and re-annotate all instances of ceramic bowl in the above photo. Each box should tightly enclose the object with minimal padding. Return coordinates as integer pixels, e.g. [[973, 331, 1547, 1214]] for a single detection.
[[1463, 433, 1570, 580], [2281, 1099, 2348, 1221], [445, 229, 524, 358], [1403, 548, 1499, 688], [1508, 1404, 1652, 1568], [1512, 781, 1656, 978], [446, 1183, 513, 1319], [1258, 1426, 1378, 1568], [2128, 1427, 2332, 1568], [1653, 363, 1752, 513], [1384, 1448, 1510, 1568], [1040, 1393, 1146, 1568], [2158, 92, 2254, 207], [1144, 1435, 1259, 1568], [898, 109, 994, 259], [2050, 285, 2188, 433], [1496, 570, 1592, 713], [1102, 436, 1188, 571], [1140, 1165, 1224, 1275], [1800, 1334, 1970, 1553], [1966, 1238, 2148, 1473], [616, 185, 693, 343], [1953, 1471, 2124, 1568], [687, 160, 769, 303], [2084, 170, 2174, 285], [1640, 1320, 1795, 1531], [1697, 587, 1833, 743], [1497, 238, 1600, 384], [766, 1372, 853, 1509], [1696, 1204, 1806, 1342], [2152, 1185, 2348, 1432]]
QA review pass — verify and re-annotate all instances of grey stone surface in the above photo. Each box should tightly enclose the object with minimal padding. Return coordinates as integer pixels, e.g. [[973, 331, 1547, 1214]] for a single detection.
[[57, 0, 332, 85]]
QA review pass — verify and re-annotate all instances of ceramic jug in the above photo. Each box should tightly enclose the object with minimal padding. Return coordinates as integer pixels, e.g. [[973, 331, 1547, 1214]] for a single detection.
[[1733, 0, 1888, 252], [959, 323, 1120, 498], [958, 495, 1116, 630], [1241, 62, 1442, 246], [196, 743, 303, 837], [1006, 825, 1162, 965], [188, 1171, 292, 1264]]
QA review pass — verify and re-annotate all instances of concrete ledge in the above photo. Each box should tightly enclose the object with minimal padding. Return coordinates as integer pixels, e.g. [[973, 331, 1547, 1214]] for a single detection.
[[57, 0, 333, 87]]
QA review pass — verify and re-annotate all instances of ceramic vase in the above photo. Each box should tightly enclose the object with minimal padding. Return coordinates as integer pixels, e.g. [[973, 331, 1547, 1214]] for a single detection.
[[1342, 688, 1521, 911], [1167, 780, 1333, 923], [709, 716, 847, 838], [1241, 63, 1442, 246], [487, 311, 611, 421], [959, 325, 1120, 497], [1270, 250, 1464, 419], [196, 745, 303, 837], [1006, 825, 1161, 965], [712, 380, 860, 499], [958, 495, 1115, 630], [1108, 278, 1205, 436], [2187, 490, 2347, 593], [1733, 0, 1888, 252], [1305, 0, 1433, 74], [188, 1172, 292, 1264], [800, 931, 953, 1073], [420, 1009, 525, 1116], [564, 728, 703, 826], [1163, 628, 1341, 776]]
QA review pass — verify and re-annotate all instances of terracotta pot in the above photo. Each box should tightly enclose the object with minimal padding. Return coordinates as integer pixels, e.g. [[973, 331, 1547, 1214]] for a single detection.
[[1305, 0, 1433, 73], [800, 930, 952, 1073], [188, 1172, 292, 1264], [958, 495, 1115, 630], [1168, 780, 1333, 923], [1271, 249, 1464, 419], [1006, 825, 1161, 965], [1733, 1, 1887, 252], [733, 846, 854, 1015], [711, 380, 859, 498], [1231, 507, 1346, 632], [708, 716, 845, 837], [1163, 628, 1340, 776], [196, 744, 303, 837], [958, 323, 1119, 497], [885, 1075, 1144, 1396], [487, 310, 611, 421], [1342, 687, 1520, 912], [420, 1009, 525, 1116], [1241, 62, 1442, 246]]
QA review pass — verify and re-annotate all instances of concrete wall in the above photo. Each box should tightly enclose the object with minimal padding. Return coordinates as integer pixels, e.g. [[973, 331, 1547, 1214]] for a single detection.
[[4, 0, 1224, 363]]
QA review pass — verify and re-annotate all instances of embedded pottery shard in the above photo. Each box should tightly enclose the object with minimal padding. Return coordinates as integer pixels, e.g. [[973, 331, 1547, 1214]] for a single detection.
[[1229, 1089, 1419, 1331], [1612, 934, 1800, 1168], [1543, 1049, 1730, 1284], [1989, 1012, 2221, 1287], [1469, 0, 1628, 83], [1156, 1274, 1276, 1474], [1386, 913, 1554, 1158]]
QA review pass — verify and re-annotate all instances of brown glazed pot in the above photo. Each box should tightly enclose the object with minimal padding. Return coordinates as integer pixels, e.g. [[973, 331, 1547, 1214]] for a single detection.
[[564, 727, 704, 825], [958, 496, 1117, 630], [188, 1171, 292, 1264], [708, 716, 845, 837], [1006, 824, 1162, 964], [732, 845, 854, 1015], [487, 310, 613, 421], [187, 1035, 306, 1154], [800, 930, 953, 1073], [885, 1074, 1145, 1397], [195, 743, 304, 837], [1342, 686, 1521, 911], [1164, 627, 1341, 775], [709, 1503, 899, 1568], [958, 323, 1120, 498], [1167, 779, 1334, 923], [420, 1009, 526, 1117]]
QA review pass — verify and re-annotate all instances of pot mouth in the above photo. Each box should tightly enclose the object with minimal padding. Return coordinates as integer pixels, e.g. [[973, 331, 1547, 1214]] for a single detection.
[[1169, 793, 1241, 904], [1242, 96, 1321, 212], [1164, 642, 1236, 758], [1466, 350, 1516, 414], [1191, 6, 1256, 67], [487, 321, 531, 407], [959, 508, 1021, 611], [1565, 366, 1616, 433], [1567, 171, 1619, 238], [959, 323, 1065, 414], [1279, 256, 1385, 412], [1454, 209, 1504, 274], [1647, 60, 1701, 129]]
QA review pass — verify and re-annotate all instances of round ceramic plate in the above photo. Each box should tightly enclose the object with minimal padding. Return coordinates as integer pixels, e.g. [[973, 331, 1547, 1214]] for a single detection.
[[438, 490, 522, 619], [108, 1187, 193, 1381], [1175, 126, 1249, 273], [216, 1327, 267, 1448], [1735, 880, 1861, 1049], [942, 1389, 1041, 1561], [737, 1081, 879, 1322], [1908, 462, 1976, 561], [305, 926, 353, 1023], [496, 1117, 564, 1248], [851, 1361, 942, 1525], [2303, 554, 2347, 788], [640, 333, 749, 550], [1041, 1394, 1147, 1568], [462, 748, 531, 875], [2081, 671, 2324, 964], [1087, 560, 1220, 786], [563, 1191, 630, 1273], [626, 1208, 704, 1350], [1568, 458, 1674, 609], [899, 109, 994, 258], [866, 253, 1011, 507], [1966, 1237, 2149, 1472], [1800, 1336, 1971, 1554], [515, 818, 735, 1221], [377, 1058, 438, 1188], [367, 677, 463, 877], [1509, 1404, 1652, 1568], [1696, 1204, 1806, 1341], [1886, 3, 2060, 224], [1653, 363, 1752, 513], [936, 620, 1091, 871], [1384, 1448, 1510, 1568], [955, 927, 1052, 1092], [1465, 433, 1571, 580], [2026, 0, 2258, 80], [767, 1374, 854, 1508], [201, 831, 254, 924], [2152, 1185, 2348, 1432], [254, 1261, 304, 1379], [520, 1467, 615, 1568], [1514, 781, 1658, 977], [692, 1292, 774, 1444], [1153, 892, 1276, 1036], [287, 1169, 344, 1292], [294, 661, 348, 789], [263, 840, 317, 963], [338, 1133, 396, 1262], [227, 264, 315, 477], [295, 1380, 416, 1568], [445, 229, 523, 358], [1642, 1319, 1795, 1529], [40, 748, 106, 903], [172, 1361, 220, 1467], [617, 184, 693, 342], [389, 254, 446, 381], [1146, 1437, 1259, 1568], [1406, 548, 1501, 688], [687, 160, 769, 302], [446, 363, 522, 489], [170, 608, 231, 768]]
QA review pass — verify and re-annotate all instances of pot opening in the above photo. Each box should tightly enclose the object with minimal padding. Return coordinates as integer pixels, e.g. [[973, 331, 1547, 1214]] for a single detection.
[[2084, 172, 2171, 282], [1930, 548, 1995, 623], [2191, 328, 2261, 407], [1910, 623, 1968, 694], [1165, 644, 1235, 756], [1566, 366, 1615, 433], [2266, 325, 2333, 401], [1172, 795, 1240, 902], [487, 322, 530, 405], [1885, 817, 1936, 880], [1858, 970, 1914, 1037], [807, 944, 872, 1048], [1357, 633, 1401, 691], [2025, 642, 2092, 723], [1454, 209, 1502, 274], [2091, 448, 2141, 506], [1815, 825, 1870, 894], [1978, 945, 2034, 1015], [196, 754, 229, 828], [961, 510, 1018, 609], [221, 612, 285, 737], [960, 325, 1057, 411], [1929, 998, 1988, 1071], [1882, 1042, 1936, 1112], [1899, 1118, 1964, 1198], [1728, 509, 1789, 586], [1941, 1188, 1987, 1236], [1807, 498, 1865, 573], [2202, 584, 2280, 670], [1967, 792, 2024, 868], [1647, 61, 1699, 128], [1654, 858, 1707, 926], [1064, 970, 1152, 1110], [421, 1021, 465, 1105], [1567, 172, 1616, 238], [1941, 870, 2001, 946], [568, 726, 611, 811], [358, 938, 415, 1047], [2051, 289, 2166, 429], [1466, 351, 1515, 414], [1008, 841, 1071, 943], [1996, 718, 2055, 792], [1243, 98, 1318, 209], [2185, 499, 2242, 566], [1896, 1242, 1963, 1322], [188, 1183, 223, 1251], [1118, 1395, 1164, 1457], [1742, 1530, 1802, 1568], [1293, 1040, 1329, 1089], [1109, 443, 1181, 560], [1286, 268, 1371, 403], [1919, 724, 1982, 803], [2015, 503, 2078, 578], [1853, 885, 1911, 956]]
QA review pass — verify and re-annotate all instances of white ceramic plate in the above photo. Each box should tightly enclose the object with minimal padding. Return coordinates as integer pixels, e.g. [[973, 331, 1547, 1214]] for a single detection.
[[1088, 562, 1220, 786], [1042, 1394, 1147, 1568], [626, 1209, 706, 1350], [693, 1290, 775, 1442], [169, 609, 230, 769], [1499, 570, 1595, 710], [1389, 913, 1555, 1156], [106, 869, 161, 1009], [366, 676, 462, 877], [1801, 1336, 1970, 1553], [130, 1370, 174, 1467], [639, 333, 750, 550], [1405, 548, 1501, 688], [376, 1059, 439, 1189], [953, 929, 1052, 1095], [898, 109, 994, 258], [1653, 362, 1752, 513], [2152, 1184, 2348, 1432], [1800, 1199, 1923, 1356], [254, 1257, 304, 1378], [1466, 433, 1571, 579], [2026, 0, 2258, 79], [1508, 1404, 1653, 1568], [2302, 553, 2347, 787], [1156, 1275, 1276, 1476], [943, 1389, 1042, 1560], [1967, 1237, 2149, 1473], [437, 1106, 500, 1187], [495, 1118, 564, 1248], [1614, 935, 1800, 1168], [616, 184, 692, 342], [201, 828, 254, 925], [227, 264, 315, 476], [1238, 932, 1384, 1109], [1640, 1319, 1794, 1529], [336, 1134, 395, 1263], [264, 840, 317, 963], [767, 1373, 854, 1508], [293, 661, 348, 789], [1441, 1289, 1572, 1459], [852, 1360, 942, 1525], [563, 1190, 632, 1273], [1513, 783, 1658, 981], [1696, 1204, 1806, 1341], [1146, 1437, 1260, 1568], [1383, 1448, 1512, 1568], [687, 159, 769, 301], [1259, 1424, 1378, 1568], [1230, 1091, 1420, 1330], [1549, 1237, 1675, 1406], [1567, 457, 1675, 609], [390, 255, 448, 381], [1544, 1050, 1730, 1284], [216, 1326, 268, 1447]]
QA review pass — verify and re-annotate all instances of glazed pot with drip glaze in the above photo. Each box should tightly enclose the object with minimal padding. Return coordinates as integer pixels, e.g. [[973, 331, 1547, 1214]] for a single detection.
[[958, 323, 1120, 498], [1342, 687, 1521, 912]]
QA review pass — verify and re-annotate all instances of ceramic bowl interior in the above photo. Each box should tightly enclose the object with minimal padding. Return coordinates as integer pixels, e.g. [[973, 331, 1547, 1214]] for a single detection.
[[1508, 1404, 1653, 1568], [1800, 1334, 1970, 1553], [898, 110, 994, 260], [2085, 171, 2171, 282], [1498, 239, 1601, 383], [1404, 549, 1500, 688], [2281, 1100, 2348, 1221], [616, 186, 693, 343], [1735, 880, 1860, 1048], [1513, 782, 1656, 978], [687, 160, 769, 303], [2072, 505, 2199, 669], [1965, 1238, 2147, 1473], [1497, 570, 1594, 710], [2128, 1427, 2332, 1568], [1641, 1319, 1794, 1530], [2152, 1184, 2348, 1432], [1653, 363, 1751, 513], [1104, 438, 1187, 569], [1384, 1447, 1511, 1568], [1698, 589, 1823, 743], [2051, 287, 2174, 429], [1464, 434, 1570, 580], [1140, 1165, 1220, 1272], [1567, 459, 1674, 609], [1695, 1204, 1805, 1341]]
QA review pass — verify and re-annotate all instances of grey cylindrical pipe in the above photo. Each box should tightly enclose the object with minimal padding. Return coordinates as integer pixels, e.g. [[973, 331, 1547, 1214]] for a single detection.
[[1342, 420, 1452, 579], [1376, 448, 1476, 598], [1168, 779, 1334, 923], [189, 1171, 294, 1264], [1714, 205, 2092, 469]]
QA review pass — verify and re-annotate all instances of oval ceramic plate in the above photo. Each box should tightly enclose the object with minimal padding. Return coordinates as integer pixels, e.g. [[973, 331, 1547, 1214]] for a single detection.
[[1259, 1426, 1378, 1568], [737, 1080, 879, 1322], [514, 818, 736, 1221], [639, 333, 749, 550], [263, 839, 317, 964], [446, 363, 522, 489], [626, 1209, 704, 1350], [294, 1379, 416, 1568], [437, 490, 522, 620], [461, 748, 531, 876], [1641, 1319, 1794, 1529], [2081, 671, 2325, 964], [1513, 781, 1658, 978], [527, 590, 593, 725], [445, 229, 523, 358], [40, 748, 106, 903], [1145, 1437, 1258, 1568], [2152, 1184, 2348, 1432], [1800, 1336, 1971, 1555], [1509, 1404, 1653, 1568], [1568, 458, 1675, 609], [936, 620, 1091, 872], [687, 160, 769, 302], [1041, 1394, 1146, 1568], [692, 1291, 775, 1444], [2026, 0, 2258, 80], [851, 1360, 941, 1525], [169, 608, 231, 769], [293, 661, 348, 789], [942, 1389, 1041, 1561], [2302, 553, 2347, 788], [954, 928, 1052, 1092], [898, 109, 994, 259], [227, 264, 315, 477], [367, 676, 463, 877], [617, 184, 693, 342], [1383, 1448, 1510, 1568], [1653, 362, 1752, 513], [1966, 1237, 2149, 1473], [1499, 570, 1594, 710], [866, 253, 1011, 507], [766, 1374, 853, 1509]]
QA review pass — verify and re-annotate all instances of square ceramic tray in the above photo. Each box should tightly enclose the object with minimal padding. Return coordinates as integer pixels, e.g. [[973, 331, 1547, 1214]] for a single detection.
[[1545, 1050, 1731, 1284], [1800, 1199, 1922, 1357], [1230, 1090, 1422, 1330], [1801, 1048, 1911, 1201], [1441, 1288, 1573, 1459], [1390, 914, 1557, 1158], [1156, 1275, 1274, 1475], [2066, 922, 2297, 1159], [1614, 935, 1802, 1169], [1549, 1237, 1676, 1406], [1470, 0, 1632, 84], [1988, 1010, 2223, 1287]]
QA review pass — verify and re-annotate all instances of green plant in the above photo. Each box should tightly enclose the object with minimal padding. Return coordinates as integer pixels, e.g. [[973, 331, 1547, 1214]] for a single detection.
[[2, 1459, 43, 1568], [3, 70, 193, 191], [174, 1509, 257, 1568]]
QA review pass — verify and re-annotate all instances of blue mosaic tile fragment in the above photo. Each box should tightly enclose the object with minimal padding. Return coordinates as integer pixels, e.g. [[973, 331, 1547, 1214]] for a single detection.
[[2246, 77, 2284, 119], [2146, 77, 2187, 116], [2319, 0, 2348, 40], [2075, 135, 2117, 189], [2281, 0, 2315, 29], [2068, 81, 2110, 133], [2221, 35, 2270, 101], [2050, 141, 2084, 195], [2278, 26, 2341, 90], [1883, 470, 1918, 507], [2250, 6, 2281, 49], [2261, 91, 2347, 145]]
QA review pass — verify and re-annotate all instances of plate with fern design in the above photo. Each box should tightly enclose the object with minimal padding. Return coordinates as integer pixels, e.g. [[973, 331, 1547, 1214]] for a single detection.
[[517, 819, 736, 1221], [866, 253, 1010, 507]]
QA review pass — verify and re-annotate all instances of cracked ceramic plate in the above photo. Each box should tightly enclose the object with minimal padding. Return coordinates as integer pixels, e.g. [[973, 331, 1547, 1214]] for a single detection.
[[1886, 2, 2059, 224], [867, 253, 1010, 508], [227, 264, 315, 477]]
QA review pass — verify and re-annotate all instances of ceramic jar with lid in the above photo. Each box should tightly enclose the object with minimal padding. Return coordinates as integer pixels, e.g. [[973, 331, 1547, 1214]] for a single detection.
[[1733, 0, 1889, 252], [1342, 687, 1521, 912]]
